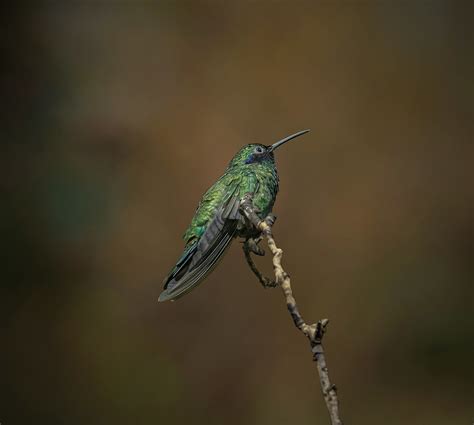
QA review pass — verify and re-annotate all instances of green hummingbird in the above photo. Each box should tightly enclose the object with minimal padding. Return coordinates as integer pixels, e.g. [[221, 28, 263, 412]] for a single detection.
[[158, 129, 310, 302]]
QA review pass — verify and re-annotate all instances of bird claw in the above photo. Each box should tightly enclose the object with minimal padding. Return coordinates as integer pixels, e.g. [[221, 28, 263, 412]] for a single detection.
[[244, 237, 265, 256], [265, 214, 277, 227], [262, 277, 278, 288]]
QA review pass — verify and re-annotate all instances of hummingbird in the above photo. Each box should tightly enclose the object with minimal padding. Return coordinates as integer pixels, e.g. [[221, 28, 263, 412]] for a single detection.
[[158, 129, 310, 302]]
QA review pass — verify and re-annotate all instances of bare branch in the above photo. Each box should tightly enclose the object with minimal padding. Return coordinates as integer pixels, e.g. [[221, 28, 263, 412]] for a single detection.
[[240, 192, 343, 425], [242, 238, 277, 288]]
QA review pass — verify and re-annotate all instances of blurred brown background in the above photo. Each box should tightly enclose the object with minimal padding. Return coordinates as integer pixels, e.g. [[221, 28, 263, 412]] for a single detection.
[[1, 2, 473, 425]]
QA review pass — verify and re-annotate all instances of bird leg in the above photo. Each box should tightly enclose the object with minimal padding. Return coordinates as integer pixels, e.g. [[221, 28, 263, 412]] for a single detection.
[[240, 193, 278, 288], [244, 214, 276, 256], [265, 213, 277, 227], [244, 236, 265, 256], [241, 198, 277, 288]]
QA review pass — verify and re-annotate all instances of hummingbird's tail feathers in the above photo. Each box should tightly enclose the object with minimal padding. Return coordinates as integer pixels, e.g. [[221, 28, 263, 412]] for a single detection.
[[159, 203, 239, 302], [158, 225, 236, 302], [162, 241, 197, 289]]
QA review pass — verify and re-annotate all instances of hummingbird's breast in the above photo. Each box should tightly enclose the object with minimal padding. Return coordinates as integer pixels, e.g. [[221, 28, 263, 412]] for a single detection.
[[253, 166, 279, 217], [235, 164, 278, 239]]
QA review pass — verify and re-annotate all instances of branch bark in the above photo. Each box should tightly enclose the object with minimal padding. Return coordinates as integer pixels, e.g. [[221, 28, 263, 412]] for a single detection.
[[240, 193, 343, 425]]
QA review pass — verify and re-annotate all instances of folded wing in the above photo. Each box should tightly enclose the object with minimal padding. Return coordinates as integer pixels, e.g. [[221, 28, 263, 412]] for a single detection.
[[158, 195, 242, 302]]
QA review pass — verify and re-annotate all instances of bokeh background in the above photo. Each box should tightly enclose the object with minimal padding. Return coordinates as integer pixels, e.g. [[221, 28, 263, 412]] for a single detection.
[[2, 2, 473, 424]]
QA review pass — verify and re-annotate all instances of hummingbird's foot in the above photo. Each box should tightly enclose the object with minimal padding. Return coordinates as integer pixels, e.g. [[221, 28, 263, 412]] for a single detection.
[[264, 213, 277, 227], [261, 278, 278, 288], [244, 236, 265, 256]]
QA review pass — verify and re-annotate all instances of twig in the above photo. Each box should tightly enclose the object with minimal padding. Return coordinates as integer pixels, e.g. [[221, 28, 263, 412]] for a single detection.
[[242, 238, 277, 288], [239, 193, 343, 425]]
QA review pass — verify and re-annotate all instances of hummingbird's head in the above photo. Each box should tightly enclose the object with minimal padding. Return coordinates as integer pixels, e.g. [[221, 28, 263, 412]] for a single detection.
[[228, 144, 275, 169], [228, 129, 310, 169]]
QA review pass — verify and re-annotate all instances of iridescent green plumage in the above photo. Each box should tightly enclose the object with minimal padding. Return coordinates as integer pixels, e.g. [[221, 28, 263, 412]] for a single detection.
[[159, 130, 309, 302]]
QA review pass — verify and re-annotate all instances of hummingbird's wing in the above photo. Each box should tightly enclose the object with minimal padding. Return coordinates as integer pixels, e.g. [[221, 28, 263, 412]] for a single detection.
[[158, 189, 245, 302]]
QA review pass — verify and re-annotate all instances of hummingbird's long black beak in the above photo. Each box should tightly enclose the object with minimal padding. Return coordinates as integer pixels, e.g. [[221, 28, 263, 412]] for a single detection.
[[268, 129, 310, 152]]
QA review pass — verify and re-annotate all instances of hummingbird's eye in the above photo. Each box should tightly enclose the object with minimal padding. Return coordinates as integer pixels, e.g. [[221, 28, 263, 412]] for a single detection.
[[254, 146, 264, 154]]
